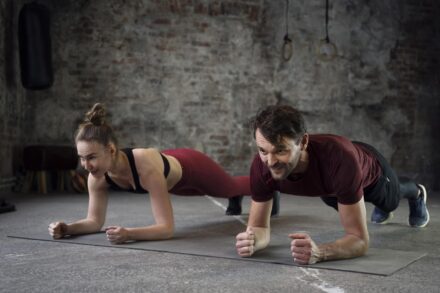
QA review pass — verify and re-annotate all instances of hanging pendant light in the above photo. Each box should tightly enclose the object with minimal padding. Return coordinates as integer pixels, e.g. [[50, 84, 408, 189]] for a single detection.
[[282, 0, 292, 61], [317, 0, 337, 61]]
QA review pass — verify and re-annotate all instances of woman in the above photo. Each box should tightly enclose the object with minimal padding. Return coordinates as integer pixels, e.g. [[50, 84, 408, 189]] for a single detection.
[[48, 103, 250, 244]]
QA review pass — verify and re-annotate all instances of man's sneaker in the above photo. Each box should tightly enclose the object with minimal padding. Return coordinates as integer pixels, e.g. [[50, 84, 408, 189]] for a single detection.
[[408, 184, 430, 228], [371, 207, 393, 224], [226, 196, 243, 215]]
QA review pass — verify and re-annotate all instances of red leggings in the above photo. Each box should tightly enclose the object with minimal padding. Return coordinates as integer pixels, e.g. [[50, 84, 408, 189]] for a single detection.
[[162, 149, 250, 198]]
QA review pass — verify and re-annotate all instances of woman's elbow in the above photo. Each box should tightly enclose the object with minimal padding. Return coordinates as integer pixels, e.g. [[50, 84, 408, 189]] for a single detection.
[[161, 225, 174, 239], [88, 218, 105, 231]]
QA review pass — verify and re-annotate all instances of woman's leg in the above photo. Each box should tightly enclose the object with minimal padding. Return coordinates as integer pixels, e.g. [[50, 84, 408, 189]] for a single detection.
[[165, 149, 251, 197], [164, 149, 250, 215], [165, 148, 281, 216]]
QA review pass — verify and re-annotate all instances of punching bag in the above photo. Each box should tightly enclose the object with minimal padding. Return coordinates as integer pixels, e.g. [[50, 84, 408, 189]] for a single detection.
[[18, 2, 53, 90]]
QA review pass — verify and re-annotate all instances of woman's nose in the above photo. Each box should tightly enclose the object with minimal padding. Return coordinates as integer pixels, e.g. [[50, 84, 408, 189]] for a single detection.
[[82, 161, 90, 170]]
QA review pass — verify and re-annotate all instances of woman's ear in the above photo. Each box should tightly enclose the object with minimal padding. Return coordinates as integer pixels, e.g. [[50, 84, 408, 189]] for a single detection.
[[108, 143, 117, 155]]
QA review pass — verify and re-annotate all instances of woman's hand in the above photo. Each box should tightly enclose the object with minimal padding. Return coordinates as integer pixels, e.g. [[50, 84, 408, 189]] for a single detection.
[[48, 222, 68, 239], [105, 226, 129, 244]]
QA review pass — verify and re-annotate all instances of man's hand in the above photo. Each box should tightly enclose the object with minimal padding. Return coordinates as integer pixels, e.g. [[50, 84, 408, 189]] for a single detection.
[[48, 221, 68, 239], [236, 226, 270, 257], [236, 227, 256, 257], [289, 232, 321, 264], [105, 226, 129, 244]]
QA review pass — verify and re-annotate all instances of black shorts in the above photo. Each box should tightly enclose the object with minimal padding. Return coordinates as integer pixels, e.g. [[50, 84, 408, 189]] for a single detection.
[[321, 142, 400, 212]]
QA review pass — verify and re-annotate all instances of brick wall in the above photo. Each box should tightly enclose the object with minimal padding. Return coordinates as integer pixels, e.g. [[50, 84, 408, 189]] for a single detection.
[[387, 1, 440, 189], [19, 0, 274, 176], [266, 0, 440, 187], [0, 0, 26, 178], [3, 0, 440, 189]]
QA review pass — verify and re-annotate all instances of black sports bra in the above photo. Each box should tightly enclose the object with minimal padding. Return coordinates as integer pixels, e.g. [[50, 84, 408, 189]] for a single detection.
[[104, 148, 170, 194]]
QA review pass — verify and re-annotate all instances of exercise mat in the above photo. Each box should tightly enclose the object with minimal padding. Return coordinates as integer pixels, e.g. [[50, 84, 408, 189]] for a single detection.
[[8, 195, 426, 276]]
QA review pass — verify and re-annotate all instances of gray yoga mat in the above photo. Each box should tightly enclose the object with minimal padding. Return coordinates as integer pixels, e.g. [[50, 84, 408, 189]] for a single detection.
[[8, 195, 426, 276]]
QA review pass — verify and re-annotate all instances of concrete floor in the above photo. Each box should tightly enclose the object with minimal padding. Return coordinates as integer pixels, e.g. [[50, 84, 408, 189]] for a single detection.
[[1, 191, 439, 293]]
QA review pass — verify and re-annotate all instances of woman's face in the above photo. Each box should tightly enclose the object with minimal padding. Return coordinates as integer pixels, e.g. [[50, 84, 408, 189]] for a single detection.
[[77, 140, 114, 178]]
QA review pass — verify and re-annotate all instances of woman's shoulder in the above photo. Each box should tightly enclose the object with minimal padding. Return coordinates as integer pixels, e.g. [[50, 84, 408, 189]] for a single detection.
[[87, 173, 109, 193], [131, 147, 160, 159], [131, 148, 163, 173]]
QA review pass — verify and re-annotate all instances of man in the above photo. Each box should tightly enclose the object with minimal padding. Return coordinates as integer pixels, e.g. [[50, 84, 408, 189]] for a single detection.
[[235, 105, 429, 264]]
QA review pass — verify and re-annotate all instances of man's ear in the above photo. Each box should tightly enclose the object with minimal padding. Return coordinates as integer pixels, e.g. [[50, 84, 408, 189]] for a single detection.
[[300, 133, 309, 150]]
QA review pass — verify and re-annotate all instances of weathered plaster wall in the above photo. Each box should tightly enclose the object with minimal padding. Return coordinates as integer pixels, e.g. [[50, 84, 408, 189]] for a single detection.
[[21, 0, 274, 176], [2, 0, 439, 188], [0, 0, 27, 177], [267, 0, 440, 187]]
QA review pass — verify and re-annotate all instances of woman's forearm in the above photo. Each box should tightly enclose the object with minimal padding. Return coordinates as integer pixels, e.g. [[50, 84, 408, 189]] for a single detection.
[[65, 218, 103, 235], [126, 224, 174, 241]]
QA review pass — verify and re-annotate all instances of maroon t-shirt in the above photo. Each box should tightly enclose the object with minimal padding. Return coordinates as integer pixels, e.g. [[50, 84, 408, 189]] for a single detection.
[[250, 134, 382, 205]]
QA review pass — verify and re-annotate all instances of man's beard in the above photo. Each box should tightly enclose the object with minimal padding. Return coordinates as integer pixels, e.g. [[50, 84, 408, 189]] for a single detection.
[[269, 162, 293, 180]]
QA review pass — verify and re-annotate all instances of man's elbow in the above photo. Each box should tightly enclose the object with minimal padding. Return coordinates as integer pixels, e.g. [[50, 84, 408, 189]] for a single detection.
[[358, 235, 370, 256], [346, 233, 370, 257]]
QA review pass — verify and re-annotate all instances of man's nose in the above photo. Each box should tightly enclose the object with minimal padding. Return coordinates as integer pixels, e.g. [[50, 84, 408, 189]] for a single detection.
[[267, 153, 277, 167]]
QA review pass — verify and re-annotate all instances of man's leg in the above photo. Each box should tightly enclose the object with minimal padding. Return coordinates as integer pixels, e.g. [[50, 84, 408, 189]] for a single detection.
[[399, 177, 430, 227], [367, 174, 398, 225], [354, 142, 429, 227]]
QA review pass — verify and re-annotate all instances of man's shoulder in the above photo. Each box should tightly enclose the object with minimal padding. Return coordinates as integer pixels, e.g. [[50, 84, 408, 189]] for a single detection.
[[250, 154, 271, 179], [250, 154, 264, 172], [309, 133, 351, 144], [309, 134, 354, 152], [308, 134, 359, 167], [250, 154, 277, 200]]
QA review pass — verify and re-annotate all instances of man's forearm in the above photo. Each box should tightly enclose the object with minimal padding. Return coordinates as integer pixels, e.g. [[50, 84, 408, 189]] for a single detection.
[[317, 234, 369, 262], [249, 226, 270, 252]]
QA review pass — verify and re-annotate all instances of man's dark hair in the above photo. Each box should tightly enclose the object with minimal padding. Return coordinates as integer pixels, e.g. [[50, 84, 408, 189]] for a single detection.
[[253, 105, 306, 145]]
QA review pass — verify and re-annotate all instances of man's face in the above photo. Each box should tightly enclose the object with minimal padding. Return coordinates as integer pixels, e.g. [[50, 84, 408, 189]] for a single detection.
[[255, 129, 304, 180]]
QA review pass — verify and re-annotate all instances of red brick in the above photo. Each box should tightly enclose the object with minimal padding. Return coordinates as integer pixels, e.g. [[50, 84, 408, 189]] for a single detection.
[[153, 18, 171, 25]]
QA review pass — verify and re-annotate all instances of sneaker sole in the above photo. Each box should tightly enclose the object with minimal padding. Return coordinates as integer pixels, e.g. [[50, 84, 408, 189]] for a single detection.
[[409, 184, 430, 228]]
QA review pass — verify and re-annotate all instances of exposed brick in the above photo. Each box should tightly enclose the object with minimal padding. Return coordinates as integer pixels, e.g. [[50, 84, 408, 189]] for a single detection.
[[153, 18, 171, 25], [0, 0, 439, 188], [191, 41, 211, 47]]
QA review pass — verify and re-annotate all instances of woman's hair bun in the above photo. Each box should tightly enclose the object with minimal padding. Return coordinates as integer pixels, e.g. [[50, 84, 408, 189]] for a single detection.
[[75, 102, 117, 146], [85, 103, 106, 126]]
